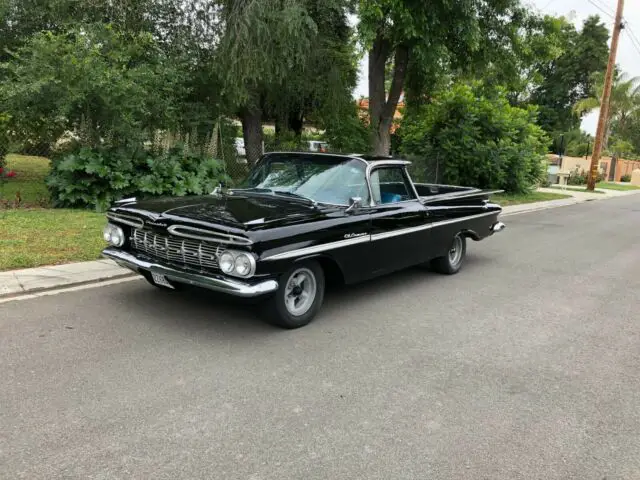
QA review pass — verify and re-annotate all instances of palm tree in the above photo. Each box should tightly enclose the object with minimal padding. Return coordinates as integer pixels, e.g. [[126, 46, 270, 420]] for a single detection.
[[573, 72, 640, 150]]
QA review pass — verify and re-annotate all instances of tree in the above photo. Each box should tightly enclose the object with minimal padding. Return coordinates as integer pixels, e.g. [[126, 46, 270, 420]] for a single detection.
[[264, 0, 359, 141], [1, 24, 186, 152], [530, 15, 609, 138], [399, 82, 549, 193], [573, 72, 640, 150], [358, 0, 528, 156]]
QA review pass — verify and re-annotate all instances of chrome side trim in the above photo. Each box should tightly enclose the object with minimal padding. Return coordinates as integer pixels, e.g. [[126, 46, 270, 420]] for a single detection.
[[371, 223, 432, 241], [262, 211, 500, 261], [106, 212, 144, 228], [262, 235, 371, 261], [102, 248, 277, 298], [370, 211, 498, 242], [167, 225, 253, 245], [428, 211, 498, 229]]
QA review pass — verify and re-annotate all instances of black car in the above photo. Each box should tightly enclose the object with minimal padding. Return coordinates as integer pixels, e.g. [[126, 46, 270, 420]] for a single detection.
[[102, 152, 505, 328]]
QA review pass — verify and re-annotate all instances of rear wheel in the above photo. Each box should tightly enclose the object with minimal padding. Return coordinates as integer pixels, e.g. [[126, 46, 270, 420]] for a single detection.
[[431, 233, 466, 274], [266, 261, 325, 329]]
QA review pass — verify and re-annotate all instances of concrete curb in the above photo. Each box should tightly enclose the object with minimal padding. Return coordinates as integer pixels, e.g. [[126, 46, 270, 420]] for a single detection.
[[501, 187, 640, 216], [0, 260, 135, 299], [1, 189, 638, 300]]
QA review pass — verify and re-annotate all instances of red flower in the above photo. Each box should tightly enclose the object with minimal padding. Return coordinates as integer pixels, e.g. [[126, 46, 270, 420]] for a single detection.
[[6, 171, 16, 178]]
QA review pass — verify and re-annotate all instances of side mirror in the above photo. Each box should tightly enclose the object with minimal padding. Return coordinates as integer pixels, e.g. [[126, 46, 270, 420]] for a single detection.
[[345, 196, 362, 214]]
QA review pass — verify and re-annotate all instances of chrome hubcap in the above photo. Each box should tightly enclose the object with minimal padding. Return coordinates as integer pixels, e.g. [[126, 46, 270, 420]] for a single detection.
[[284, 268, 317, 316], [448, 235, 463, 265]]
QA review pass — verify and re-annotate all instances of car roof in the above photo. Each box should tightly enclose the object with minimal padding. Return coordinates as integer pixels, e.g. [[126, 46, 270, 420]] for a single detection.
[[348, 154, 411, 166], [261, 151, 411, 166]]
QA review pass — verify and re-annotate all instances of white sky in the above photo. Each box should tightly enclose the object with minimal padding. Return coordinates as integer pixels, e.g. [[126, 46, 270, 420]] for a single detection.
[[353, 0, 640, 135]]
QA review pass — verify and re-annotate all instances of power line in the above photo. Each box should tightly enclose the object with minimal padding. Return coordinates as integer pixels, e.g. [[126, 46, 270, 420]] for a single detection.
[[586, 0, 615, 19], [624, 28, 640, 58], [540, 0, 555, 11], [592, 0, 616, 17], [624, 21, 640, 48]]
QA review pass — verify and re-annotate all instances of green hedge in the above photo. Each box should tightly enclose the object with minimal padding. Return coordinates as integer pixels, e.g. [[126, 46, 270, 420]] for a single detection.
[[399, 82, 549, 194], [46, 146, 230, 211]]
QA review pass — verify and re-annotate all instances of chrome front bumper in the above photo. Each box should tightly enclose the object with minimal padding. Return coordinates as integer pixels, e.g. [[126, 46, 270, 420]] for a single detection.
[[102, 248, 278, 298]]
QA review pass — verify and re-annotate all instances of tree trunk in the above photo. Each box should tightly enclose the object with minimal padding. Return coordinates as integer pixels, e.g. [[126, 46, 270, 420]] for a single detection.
[[240, 107, 263, 166], [374, 119, 392, 156], [287, 109, 304, 139], [368, 36, 409, 156], [275, 116, 283, 140]]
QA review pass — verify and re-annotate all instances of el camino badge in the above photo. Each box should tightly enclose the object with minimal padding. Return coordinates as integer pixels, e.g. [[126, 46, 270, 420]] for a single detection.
[[146, 221, 168, 228], [344, 233, 366, 239]]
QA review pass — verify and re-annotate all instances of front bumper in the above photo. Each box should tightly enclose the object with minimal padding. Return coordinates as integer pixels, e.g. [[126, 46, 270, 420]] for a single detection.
[[102, 247, 278, 298]]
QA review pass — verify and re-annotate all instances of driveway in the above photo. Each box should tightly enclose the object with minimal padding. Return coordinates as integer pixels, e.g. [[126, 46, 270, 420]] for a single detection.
[[1, 195, 640, 479]]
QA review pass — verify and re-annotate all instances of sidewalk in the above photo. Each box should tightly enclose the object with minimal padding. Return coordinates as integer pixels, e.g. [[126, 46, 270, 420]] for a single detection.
[[1, 187, 638, 299], [0, 260, 133, 297], [537, 185, 640, 200]]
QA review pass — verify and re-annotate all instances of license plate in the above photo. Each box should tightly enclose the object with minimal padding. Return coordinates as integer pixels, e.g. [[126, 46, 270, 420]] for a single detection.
[[151, 272, 174, 289]]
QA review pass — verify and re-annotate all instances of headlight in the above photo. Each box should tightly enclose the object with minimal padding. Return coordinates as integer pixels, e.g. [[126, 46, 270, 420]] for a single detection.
[[103, 224, 125, 247], [218, 250, 256, 278], [219, 252, 235, 274], [234, 253, 253, 277]]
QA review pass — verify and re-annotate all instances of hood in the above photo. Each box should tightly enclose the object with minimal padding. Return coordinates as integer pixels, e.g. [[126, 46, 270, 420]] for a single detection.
[[112, 192, 327, 231]]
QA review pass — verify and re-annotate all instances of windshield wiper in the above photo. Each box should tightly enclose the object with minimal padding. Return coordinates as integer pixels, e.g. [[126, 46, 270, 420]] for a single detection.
[[229, 187, 318, 207], [229, 187, 272, 193], [271, 190, 318, 206]]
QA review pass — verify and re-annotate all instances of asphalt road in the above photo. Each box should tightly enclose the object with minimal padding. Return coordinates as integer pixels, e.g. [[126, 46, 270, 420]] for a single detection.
[[2, 196, 640, 480]]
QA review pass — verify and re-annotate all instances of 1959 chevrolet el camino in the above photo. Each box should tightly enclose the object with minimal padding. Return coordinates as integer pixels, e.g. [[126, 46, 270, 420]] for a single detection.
[[102, 152, 505, 328]]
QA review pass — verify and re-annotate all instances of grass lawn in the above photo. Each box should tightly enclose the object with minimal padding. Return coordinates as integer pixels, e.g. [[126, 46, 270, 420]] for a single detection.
[[1, 154, 107, 271], [548, 186, 605, 194], [0, 209, 106, 271], [490, 191, 572, 206], [1, 154, 51, 206], [595, 182, 640, 191]]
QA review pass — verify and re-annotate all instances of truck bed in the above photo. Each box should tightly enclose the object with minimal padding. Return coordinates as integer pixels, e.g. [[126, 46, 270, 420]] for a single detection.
[[414, 183, 502, 206]]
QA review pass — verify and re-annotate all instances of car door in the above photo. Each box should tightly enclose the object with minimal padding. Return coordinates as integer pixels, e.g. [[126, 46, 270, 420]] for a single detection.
[[367, 166, 431, 276]]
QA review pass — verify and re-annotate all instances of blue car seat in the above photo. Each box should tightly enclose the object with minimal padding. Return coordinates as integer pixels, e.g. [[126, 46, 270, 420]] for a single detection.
[[380, 192, 402, 204]]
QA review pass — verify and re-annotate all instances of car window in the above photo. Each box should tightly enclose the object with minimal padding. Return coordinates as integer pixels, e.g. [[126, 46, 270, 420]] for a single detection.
[[243, 156, 369, 205], [370, 167, 416, 204]]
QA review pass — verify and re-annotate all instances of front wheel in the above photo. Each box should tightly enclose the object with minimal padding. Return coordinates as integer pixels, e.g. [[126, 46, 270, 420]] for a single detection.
[[266, 261, 325, 329], [431, 233, 466, 275]]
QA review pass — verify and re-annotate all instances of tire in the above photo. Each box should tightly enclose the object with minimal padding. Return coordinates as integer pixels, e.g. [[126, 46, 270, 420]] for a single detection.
[[142, 271, 184, 291], [431, 233, 466, 275], [266, 260, 325, 329]]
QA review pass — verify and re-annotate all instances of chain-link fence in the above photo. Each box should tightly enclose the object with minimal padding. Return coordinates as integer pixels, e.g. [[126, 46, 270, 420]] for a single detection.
[[0, 120, 352, 209]]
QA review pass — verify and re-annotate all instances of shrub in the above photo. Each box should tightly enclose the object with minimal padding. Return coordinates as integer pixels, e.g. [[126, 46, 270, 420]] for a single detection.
[[323, 104, 371, 154], [2, 25, 187, 154], [399, 82, 549, 194], [567, 168, 605, 185], [46, 146, 230, 211], [621, 174, 631, 182]]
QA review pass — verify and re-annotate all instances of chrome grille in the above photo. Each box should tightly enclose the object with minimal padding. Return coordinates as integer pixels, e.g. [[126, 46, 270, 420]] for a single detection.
[[131, 229, 221, 271]]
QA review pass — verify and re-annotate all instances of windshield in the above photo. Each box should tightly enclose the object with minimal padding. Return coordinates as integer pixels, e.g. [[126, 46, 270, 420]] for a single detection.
[[241, 154, 369, 205]]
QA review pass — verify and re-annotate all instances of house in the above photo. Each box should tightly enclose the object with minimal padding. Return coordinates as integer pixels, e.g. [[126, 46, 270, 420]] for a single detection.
[[547, 154, 640, 182]]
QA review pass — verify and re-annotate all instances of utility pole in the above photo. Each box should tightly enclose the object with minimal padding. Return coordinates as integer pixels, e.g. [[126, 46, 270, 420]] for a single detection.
[[587, 0, 624, 190]]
